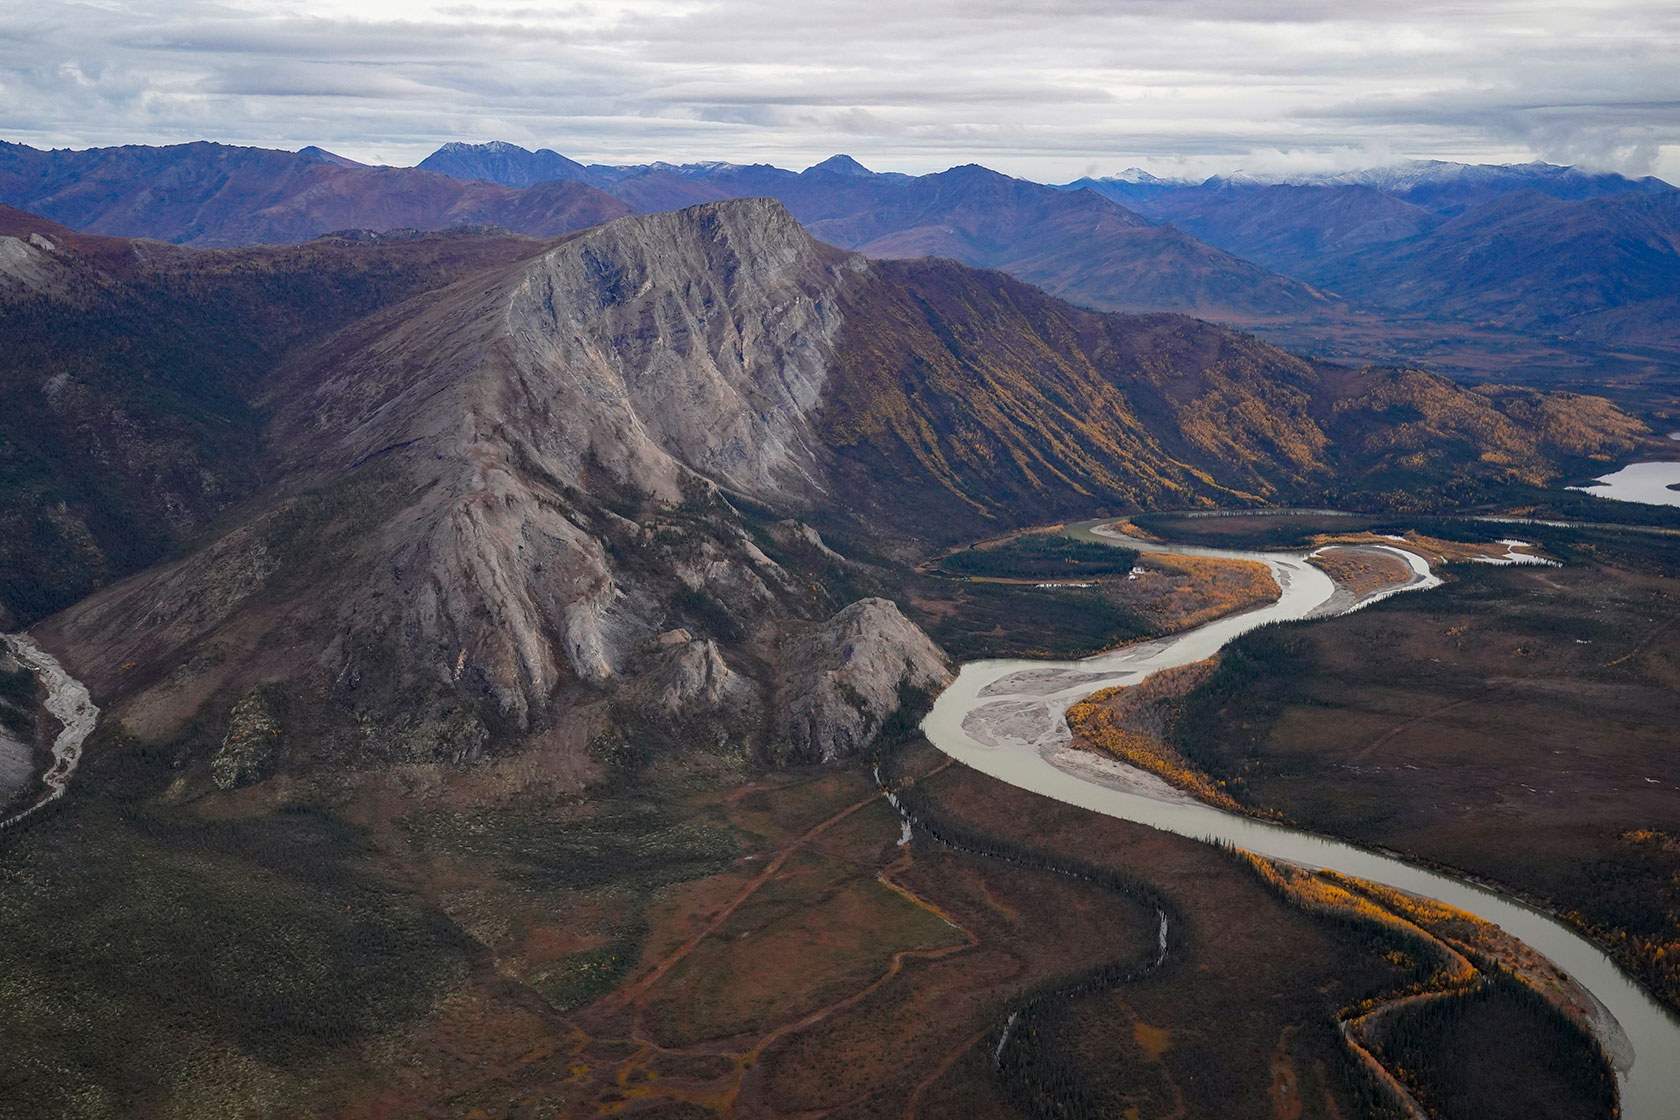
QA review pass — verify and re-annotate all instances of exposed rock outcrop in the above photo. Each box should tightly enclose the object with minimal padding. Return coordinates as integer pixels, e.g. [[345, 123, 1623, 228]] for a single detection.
[[36, 200, 879, 763], [255, 198, 867, 732], [0, 234, 51, 290], [211, 692, 282, 790], [781, 598, 952, 763], [643, 630, 752, 716]]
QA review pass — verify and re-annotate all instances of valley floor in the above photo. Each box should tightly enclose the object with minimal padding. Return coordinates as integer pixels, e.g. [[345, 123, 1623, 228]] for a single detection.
[[1162, 552, 1680, 1020], [0, 516, 1662, 1119]]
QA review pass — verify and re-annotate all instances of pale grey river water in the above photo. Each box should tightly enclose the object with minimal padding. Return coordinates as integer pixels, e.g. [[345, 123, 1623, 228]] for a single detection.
[[922, 518, 1680, 1117]]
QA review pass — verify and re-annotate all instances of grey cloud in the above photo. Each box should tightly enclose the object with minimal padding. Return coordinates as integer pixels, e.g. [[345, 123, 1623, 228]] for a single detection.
[[0, 0, 1676, 182]]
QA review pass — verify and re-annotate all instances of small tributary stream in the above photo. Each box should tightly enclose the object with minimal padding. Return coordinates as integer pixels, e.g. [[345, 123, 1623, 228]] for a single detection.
[[922, 518, 1680, 1118], [0, 634, 99, 832]]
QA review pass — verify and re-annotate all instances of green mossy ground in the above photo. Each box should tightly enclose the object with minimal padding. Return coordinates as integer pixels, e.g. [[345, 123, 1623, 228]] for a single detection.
[[0, 730, 473, 1119]]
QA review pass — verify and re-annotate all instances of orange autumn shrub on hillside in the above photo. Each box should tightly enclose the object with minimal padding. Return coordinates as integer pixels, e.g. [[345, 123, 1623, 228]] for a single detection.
[[1130, 554, 1279, 634], [1236, 853, 1477, 997]]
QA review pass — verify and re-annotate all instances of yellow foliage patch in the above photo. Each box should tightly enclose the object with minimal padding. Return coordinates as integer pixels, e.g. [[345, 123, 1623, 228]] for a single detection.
[[1067, 659, 1245, 812]]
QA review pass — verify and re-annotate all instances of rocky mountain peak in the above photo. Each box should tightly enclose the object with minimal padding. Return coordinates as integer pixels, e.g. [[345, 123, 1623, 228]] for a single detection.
[[493, 198, 864, 505], [416, 140, 590, 188], [805, 154, 874, 177]]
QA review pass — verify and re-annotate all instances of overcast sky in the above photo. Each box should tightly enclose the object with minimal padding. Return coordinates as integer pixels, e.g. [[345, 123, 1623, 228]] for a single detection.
[[3, 0, 1677, 182]]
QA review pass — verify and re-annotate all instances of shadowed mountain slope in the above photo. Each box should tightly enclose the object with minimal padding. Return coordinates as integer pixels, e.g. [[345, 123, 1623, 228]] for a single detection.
[[1134, 184, 1443, 275], [1308, 190, 1680, 341], [0, 206, 555, 627]]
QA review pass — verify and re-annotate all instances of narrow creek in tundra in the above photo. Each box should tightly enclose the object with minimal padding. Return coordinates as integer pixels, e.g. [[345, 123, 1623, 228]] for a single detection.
[[0, 634, 98, 832], [922, 517, 1680, 1118]]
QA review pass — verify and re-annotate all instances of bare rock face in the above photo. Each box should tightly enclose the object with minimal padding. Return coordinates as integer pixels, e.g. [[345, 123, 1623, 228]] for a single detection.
[[211, 692, 282, 790], [262, 199, 870, 735], [643, 631, 752, 716], [0, 235, 51, 290], [781, 598, 952, 763], [497, 199, 863, 505]]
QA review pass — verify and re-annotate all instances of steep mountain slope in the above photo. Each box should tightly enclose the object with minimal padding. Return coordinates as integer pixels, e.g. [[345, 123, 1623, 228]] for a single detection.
[[0, 141, 630, 247], [22, 200, 1648, 778], [821, 257, 1648, 528], [0, 205, 555, 627]]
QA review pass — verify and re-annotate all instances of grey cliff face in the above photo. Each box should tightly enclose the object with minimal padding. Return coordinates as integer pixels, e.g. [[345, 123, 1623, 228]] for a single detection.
[[781, 598, 952, 763], [499, 199, 859, 506], [246, 200, 868, 730]]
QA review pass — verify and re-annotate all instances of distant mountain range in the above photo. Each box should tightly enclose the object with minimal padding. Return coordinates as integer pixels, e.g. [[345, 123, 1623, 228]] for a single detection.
[[0, 140, 630, 247], [3, 138, 1678, 381], [1067, 158, 1675, 213], [403, 143, 1680, 376], [0, 140, 1323, 321]]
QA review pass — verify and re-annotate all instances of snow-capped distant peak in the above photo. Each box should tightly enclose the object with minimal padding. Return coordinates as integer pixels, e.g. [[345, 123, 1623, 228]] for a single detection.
[[435, 140, 533, 156]]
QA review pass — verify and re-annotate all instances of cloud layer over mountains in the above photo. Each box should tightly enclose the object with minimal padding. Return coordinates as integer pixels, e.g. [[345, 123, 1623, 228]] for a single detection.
[[4, 1, 1679, 182]]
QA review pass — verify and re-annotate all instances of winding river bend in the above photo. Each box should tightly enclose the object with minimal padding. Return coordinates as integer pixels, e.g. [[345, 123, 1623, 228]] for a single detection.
[[922, 518, 1680, 1118]]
